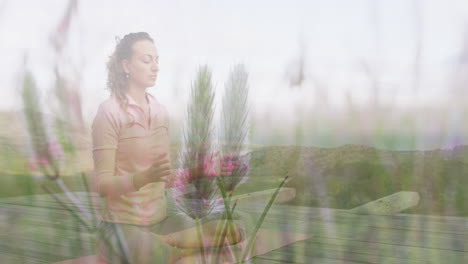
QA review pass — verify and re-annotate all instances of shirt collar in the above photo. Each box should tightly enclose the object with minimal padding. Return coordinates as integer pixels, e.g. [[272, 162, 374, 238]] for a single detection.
[[123, 92, 159, 129], [125, 92, 155, 107]]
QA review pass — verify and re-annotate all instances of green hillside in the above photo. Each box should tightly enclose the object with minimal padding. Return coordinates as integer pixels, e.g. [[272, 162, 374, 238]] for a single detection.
[[243, 144, 468, 216]]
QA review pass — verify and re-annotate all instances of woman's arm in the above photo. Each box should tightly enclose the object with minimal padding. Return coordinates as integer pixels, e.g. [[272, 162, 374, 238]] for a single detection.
[[94, 148, 168, 197], [93, 148, 138, 198], [92, 103, 137, 198]]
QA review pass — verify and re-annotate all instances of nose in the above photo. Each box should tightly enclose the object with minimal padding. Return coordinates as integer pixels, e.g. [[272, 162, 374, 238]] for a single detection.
[[151, 61, 159, 73]]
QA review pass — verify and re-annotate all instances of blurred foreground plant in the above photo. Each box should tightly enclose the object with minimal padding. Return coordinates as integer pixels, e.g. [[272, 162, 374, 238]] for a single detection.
[[20, 67, 95, 231], [174, 66, 222, 220], [219, 64, 251, 194], [175, 64, 288, 263]]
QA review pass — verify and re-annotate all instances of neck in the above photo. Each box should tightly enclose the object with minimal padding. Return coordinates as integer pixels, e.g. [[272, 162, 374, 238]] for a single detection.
[[127, 84, 148, 105]]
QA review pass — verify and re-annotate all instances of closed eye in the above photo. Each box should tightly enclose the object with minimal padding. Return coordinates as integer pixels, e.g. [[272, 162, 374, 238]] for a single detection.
[[142, 54, 159, 64]]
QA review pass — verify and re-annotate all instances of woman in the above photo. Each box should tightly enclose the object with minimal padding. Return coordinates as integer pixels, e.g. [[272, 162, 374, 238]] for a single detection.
[[92, 32, 245, 263]]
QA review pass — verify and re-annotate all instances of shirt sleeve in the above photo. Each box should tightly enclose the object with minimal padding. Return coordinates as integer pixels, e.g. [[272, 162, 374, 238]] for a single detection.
[[92, 103, 135, 197]]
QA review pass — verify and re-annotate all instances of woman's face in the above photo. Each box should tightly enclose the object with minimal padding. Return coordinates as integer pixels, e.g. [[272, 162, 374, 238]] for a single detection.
[[123, 39, 159, 89]]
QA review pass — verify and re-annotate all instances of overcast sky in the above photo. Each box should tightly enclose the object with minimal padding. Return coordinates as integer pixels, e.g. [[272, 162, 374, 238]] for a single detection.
[[1, 0, 468, 149]]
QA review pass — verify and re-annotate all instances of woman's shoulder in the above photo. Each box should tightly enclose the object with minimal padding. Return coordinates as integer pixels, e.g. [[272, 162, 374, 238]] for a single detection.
[[93, 96, 122, 125], [95, 96, 123, 117], [97, 96, 120, 111]]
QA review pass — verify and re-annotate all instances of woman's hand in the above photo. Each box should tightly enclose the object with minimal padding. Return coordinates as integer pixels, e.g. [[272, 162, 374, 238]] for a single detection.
[[133, 153, 172, 189], [147, 153, 173, 183]]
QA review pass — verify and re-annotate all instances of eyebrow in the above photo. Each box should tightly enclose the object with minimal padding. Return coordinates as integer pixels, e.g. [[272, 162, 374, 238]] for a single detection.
[[142, 54, 159, 59]]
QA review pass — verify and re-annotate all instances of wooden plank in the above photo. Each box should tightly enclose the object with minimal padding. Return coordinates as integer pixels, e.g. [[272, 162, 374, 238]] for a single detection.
[[0, 202, 97, 263], [258, 248, 422, 264], [0, 238, 67, 263], [2, 196, 467, 252], [0, 190, 458, 231], [254, 254, 367, 264], [3, 193, 467, 235], [258, 236, 462, 263], [2, 201, 467, 247], [239, 205, 468, 235], [238, 206, 468, 253], [7, 198, 463, 254], [6, 192, 467, 236], [0, 194, 99, 229], [255, 217, 467, 252], [7, 223, 465, 264], [4, 201, 465, 249], [0, 193, 100, 213], [0, 252, 49, 264], [0, 223, 96, 262], [349, 191, 420, 215], [231, 187, 296, 205], [1, 193, 467, 263], [53, 255, 105, 264], [0, 204, 90, 233], [289, 238, 467, 263]]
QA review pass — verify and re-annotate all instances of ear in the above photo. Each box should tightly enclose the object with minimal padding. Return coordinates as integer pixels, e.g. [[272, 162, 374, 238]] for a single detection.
[[121, 59, 131, 74]]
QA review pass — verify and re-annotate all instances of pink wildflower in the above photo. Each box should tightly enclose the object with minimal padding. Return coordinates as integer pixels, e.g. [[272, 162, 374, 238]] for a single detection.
[[223, 154, 233, 162], [175, 169, 189, 194], [48, 139, 64, 160], [28, 156, 39, 171], [222, 154, 239, 176], [175, 180, 186, 194], [39, 156, 50, 167], [184, 168, 191, 182], [203, 156, 218, 179], [28, 154, 50, 171]]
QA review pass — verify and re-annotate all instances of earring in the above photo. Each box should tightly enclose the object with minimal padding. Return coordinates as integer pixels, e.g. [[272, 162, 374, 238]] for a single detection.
[[125, 73, 129, 79]]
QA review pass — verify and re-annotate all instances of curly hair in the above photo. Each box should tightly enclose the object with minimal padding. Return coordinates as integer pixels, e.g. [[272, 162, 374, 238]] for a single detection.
[[106, 32, 154, 110]]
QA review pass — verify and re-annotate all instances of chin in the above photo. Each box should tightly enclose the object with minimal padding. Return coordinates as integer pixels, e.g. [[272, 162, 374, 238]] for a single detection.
[[145, 80, 156, 87]]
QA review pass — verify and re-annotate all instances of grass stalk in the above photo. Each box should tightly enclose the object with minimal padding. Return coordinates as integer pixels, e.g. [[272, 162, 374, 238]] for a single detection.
[[195, 217, 207, 264], [240, 176, 289, 261]]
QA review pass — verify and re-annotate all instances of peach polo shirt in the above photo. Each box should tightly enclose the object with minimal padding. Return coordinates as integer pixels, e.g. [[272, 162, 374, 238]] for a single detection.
[[92, 92, 171, 226]]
